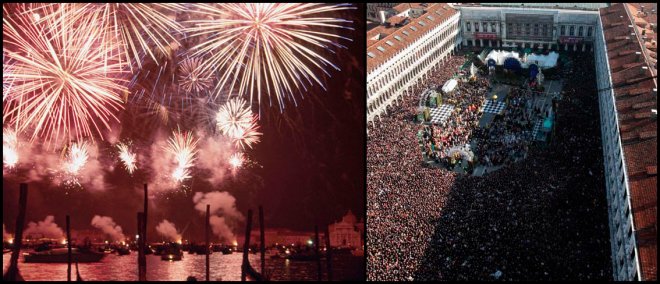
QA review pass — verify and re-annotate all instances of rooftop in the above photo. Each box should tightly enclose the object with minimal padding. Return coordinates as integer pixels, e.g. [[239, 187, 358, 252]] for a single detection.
[[601, 3, 657, 281], [367, 3, 458, 74]]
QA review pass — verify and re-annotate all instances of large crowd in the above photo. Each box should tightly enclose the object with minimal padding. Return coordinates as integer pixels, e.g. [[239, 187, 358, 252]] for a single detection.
[[367, 50, 612, 281]]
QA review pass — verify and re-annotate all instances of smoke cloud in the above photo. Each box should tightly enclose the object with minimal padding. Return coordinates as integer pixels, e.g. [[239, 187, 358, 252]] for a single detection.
[[156, 219, 181, 242], [193, 191, 244, 244], [17, 141, 108, 192], [91, 215, 125, 242], [209, 216, 235, 242], [24, 215, 64, 240], [195, 134, 234, 185]]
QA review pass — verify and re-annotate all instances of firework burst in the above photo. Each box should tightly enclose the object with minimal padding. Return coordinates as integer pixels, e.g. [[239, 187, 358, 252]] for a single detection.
[[117, 142, 137, 174], [3, 4, 128, 145], [63, 142, 90, 175], [32, 3, 184, 71], [179, 57, 214, 94], [185, 3, 354, 109], [216, 97, 253, 138], [232, 117, 261, 149], [229, 152, 244, 169], [165, 128, 199, 182], [3, 129, 19, 168]]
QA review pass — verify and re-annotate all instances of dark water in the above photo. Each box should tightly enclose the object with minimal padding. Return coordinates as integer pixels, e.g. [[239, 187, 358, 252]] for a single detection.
[[3, 251, 363, 281]]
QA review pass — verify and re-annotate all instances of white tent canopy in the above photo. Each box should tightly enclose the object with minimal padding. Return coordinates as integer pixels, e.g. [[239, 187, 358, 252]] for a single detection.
[[484, 50, 559, 69], [442, 79, 458, 93]]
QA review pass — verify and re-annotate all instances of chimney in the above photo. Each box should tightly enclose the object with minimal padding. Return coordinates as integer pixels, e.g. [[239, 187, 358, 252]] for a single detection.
[[379, 10, 387, 25]]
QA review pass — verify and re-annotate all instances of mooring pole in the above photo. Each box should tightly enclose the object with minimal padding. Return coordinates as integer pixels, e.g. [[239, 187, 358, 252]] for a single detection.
[[206, 204, 210, 282], [138, 212, 146, 281], [315, 225, 321, 281], [241, 209, 253, 281], [325, 226, 333, 281], [259, 206, 265, 276], [4, 183, 28, 281], [67, 215, 72, 281]]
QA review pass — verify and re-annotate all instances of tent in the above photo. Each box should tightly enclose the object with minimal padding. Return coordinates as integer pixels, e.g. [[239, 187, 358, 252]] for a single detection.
[[442, 79, 458, 93]]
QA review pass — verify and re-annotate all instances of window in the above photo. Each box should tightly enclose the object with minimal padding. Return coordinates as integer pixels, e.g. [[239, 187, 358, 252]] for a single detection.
[[410, 26, 417, 31], [367, 52, 375, 58], [467, 22, 471, 32], [492, 22, 497, 32], [507, 23, 513, 33], [402, 30, 410, 36], [525, 23, 530, 35], [561, 25, 566, 35], [534, 24, 539, 35], [579, 26, 584, 37], [419, 20, 426, 27], [570, 26, 575, 36], [588, 26, 593, 37], [475, 22, 479, 32], [394, 35, 403, 41], [427, 15, 434, 21], [542, 24, 548, 36], [385, 40, 394, 46], [376, 46, 385, 52]]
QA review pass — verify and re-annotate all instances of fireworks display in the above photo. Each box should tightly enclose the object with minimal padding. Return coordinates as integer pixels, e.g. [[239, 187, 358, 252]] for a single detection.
[[2, 3, 353, 190], [3, 4, 128, 144], [185, 3, 354, 109], [165, 129, 199, 182], [117, 143, 137, 174], [3, 129, 19, 168]]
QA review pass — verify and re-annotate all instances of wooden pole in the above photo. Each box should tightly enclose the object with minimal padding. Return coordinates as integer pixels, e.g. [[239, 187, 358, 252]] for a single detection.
[[67, 215, 72, 282], [325, 226, 333, 281], [241, 209, 253, 281], [205, 204, 210, 282], [138, 212, 146, 281], [259, 206, 265, 276], [142, 184, 148, 281], [315, 225, 321, 281], [4, 183, 28, 281]]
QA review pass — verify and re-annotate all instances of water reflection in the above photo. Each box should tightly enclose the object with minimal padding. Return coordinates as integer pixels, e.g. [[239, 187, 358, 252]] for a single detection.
[[2, 251, 363, 281]]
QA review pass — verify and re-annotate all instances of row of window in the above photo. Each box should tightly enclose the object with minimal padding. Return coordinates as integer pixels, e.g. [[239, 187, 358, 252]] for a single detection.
[[465, 21, 498, 33], [560, 25, 593, 37], [465, 21, 595, 38]]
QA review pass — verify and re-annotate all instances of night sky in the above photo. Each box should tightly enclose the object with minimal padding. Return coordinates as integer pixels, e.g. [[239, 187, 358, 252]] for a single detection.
[[3, 4, 365, 243]]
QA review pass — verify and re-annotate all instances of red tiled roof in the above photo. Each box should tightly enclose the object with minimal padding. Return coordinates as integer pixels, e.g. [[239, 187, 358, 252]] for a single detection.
[[367, 3, 457, 74], [601, 3, 657, 281]]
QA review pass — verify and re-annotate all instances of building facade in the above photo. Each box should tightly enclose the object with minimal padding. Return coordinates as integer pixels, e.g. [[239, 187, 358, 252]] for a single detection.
[[594, 3, 656, 281], [328, 210, 364, 248], [458, 5, 600, 52], [367, 3, 461, 126]]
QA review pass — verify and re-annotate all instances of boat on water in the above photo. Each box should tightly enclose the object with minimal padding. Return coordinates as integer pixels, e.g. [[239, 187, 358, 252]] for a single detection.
[[116, 247, 131, 256], [221, 247, 232, 255], [161, 243, 183, 261], [23, 248, 105, 263]]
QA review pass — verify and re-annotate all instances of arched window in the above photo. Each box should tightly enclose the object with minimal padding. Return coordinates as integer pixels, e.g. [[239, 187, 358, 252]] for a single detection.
[[534, 24, 539, 35], [578, 26, 584, 37], [587, 26, 593, 37], [569, 26, 575, 36], [475, 22, 480, 32], [492, 22, 497, 33], [561, 25, 566, 35], [525, 23, 530, 35], [466, 22, 471, 32]]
